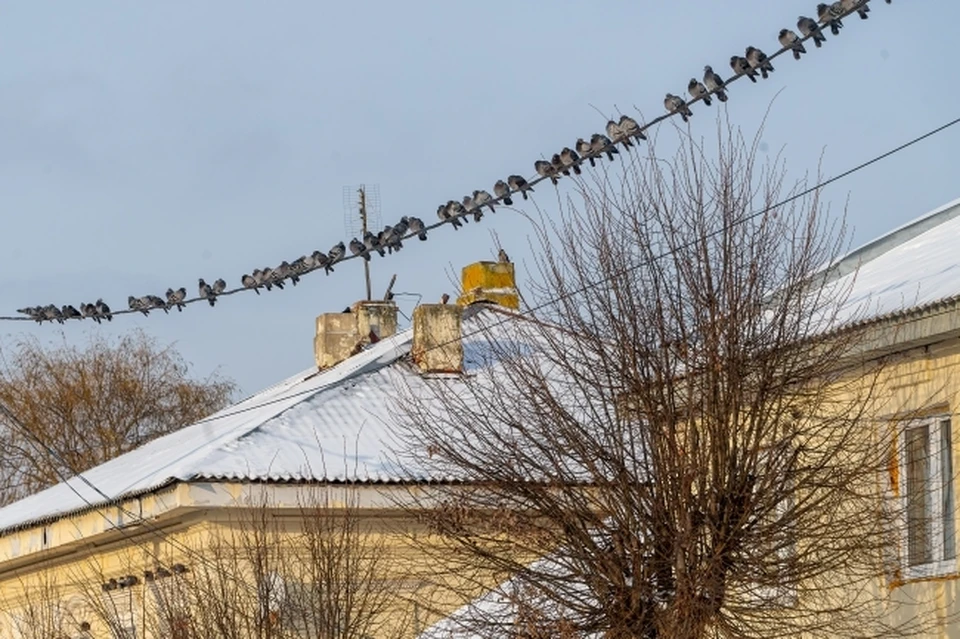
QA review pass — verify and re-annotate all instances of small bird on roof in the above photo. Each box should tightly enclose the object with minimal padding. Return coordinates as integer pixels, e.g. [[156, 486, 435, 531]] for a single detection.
[[440, 293, 450, 304], [664, 93, 693, 122], [535, 160, 559, 186], [590, 134, 620, 162], [507, 175, 533, 200], [687, 78, 712, 106], [745, 46, 774, 79], [703, 66, 728, 102], [618, 115, 646, 142], [797, 16, 826, 47], [498, 248, 510, 263], [576, 138, 595, 167], [494, 180, 514, 206], [559, 147, 582, 175]]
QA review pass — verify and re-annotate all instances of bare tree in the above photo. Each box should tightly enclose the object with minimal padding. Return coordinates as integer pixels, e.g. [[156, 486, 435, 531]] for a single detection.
[[68, 486, 409, 639], [0, 330, 235, 505], [398, 122, 943, 638]]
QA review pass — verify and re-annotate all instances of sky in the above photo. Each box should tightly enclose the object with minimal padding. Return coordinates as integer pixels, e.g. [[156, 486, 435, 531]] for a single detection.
[[1, 1, 957, 397]]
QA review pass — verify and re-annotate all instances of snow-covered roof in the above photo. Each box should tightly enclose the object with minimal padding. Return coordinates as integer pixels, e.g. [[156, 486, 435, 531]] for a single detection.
[[827, 196, 960, 325], [0, 305, 523, 535], [4, 197, 960, 537]]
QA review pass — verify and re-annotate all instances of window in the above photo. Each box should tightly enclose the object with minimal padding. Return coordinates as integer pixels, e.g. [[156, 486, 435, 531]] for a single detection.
[[898, 417, 956, 579]]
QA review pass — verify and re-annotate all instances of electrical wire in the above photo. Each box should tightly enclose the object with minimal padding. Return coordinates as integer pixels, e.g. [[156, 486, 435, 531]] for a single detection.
[[0, 0, 888, 323]]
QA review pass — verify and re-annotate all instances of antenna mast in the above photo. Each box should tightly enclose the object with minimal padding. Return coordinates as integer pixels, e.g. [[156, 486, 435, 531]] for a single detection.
[[358, 187, 372, 301], [342, 183, 382, 302]]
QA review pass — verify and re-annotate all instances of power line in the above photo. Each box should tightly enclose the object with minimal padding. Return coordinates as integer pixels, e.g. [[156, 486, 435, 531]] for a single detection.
[[1, 0, 889, 324]]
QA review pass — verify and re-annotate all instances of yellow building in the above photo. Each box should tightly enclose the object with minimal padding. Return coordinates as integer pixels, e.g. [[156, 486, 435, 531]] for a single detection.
[[0, 260, 521, 639]]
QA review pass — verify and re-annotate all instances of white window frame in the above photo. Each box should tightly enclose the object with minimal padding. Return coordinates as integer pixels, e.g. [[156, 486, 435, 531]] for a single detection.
[[898, 416, 956, 580]]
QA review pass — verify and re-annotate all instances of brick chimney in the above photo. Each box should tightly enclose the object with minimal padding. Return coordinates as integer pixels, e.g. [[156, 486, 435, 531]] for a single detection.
[[314, 301, 397, 369], [412, 304, 463, 374], [456, 261, 519, 309]]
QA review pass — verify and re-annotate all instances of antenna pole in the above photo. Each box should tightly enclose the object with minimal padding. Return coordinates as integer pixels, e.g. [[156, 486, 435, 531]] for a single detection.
[[358, 186, 372, 301]]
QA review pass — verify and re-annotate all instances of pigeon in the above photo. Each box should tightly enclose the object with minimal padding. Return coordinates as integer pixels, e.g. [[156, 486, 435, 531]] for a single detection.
[[212, 278, 228, 294], [166, 287, 187, 310], [380, 224, 402, 253], [703, 66, 728, 102], [664, 93, 692, 122], [274, 261, 296, 286], [618, 115, 647, 142], [817, 3, 843, 35], [80, 303, 100, 323], [498, 248, 510, 263], [144, 295, 168, 313], [62, 304, 82, 320], [408, 216, 427, 241], [494, 180, 514, 206], [312, 250, 333, 274], [687, 79, 712, 106], [462, 195, 483, 222], [438, 202, 464, 230], [473, 189, 497, 213], [262, 267, 284, 290], [576, 138, 596, 167], [590, 134, 620, 162], [363, 231, 386, 257], [559, 147, 582, 175], [95, 298, 112, 322], [550, 153, 569, 177], [329, 241, 346, 265], [291, 256, 309, 278], [440, 293, 450, 304], [535, 159, 559, 186], [779, 29, 807, 60], [129, 296, 148, 316], [350, 237, 369, 261], [606, 119, 634, 149], [797, 16, 826, 47], [198, 279, 217, 307], [43, 304, 64, 324], [16, 307, 42, 323], [745, 46, 774, 79], [507, 175, 533, 200], [253, 268, 272, 292], [729, 55, 758, 83], [841, 0, 869, 19], [241, 274, 260, 295]]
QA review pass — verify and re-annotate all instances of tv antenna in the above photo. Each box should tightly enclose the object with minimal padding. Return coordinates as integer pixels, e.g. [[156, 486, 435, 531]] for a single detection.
[[342, 184, 382, 301]]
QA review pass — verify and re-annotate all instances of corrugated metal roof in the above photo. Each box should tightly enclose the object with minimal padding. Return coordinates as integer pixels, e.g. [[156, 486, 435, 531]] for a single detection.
[[0, 305, 518, 534], [4, 197, 960, 535]]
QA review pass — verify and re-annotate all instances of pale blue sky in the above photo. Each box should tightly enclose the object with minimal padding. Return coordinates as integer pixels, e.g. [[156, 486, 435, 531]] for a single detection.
[[1, 1, 957, 395]]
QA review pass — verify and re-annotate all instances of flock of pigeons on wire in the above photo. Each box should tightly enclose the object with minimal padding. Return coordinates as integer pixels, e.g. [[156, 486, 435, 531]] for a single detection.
[[10, 0, 888, 325]]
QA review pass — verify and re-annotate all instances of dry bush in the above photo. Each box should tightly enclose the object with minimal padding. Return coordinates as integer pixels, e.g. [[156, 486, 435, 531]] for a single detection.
[[0, 330, 235, 505]]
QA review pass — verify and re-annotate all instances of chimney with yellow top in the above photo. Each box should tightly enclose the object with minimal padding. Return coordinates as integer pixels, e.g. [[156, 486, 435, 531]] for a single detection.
[[456, 261, 519, 309]]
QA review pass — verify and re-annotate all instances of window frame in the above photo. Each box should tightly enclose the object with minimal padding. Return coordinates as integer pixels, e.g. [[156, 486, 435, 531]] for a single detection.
[[897, 416, 957, 580]]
